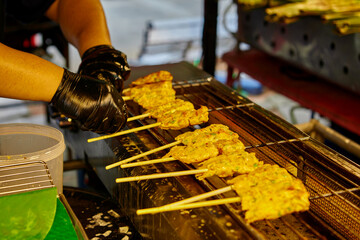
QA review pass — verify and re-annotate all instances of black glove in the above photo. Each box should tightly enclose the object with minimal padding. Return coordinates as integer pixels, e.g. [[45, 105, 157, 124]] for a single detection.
[[51, 69, 128, 134], [78, 45, 131, 92]]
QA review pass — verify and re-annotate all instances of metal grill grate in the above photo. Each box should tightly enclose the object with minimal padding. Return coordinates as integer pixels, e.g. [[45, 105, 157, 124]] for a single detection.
[[122, 75, 360, 240]]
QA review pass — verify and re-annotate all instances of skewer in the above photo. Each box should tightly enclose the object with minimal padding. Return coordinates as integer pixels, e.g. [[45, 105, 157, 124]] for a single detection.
[[106, 141, 181, 170], [162, 185, 233, 207], [88, 122, 161, 143], [122, 96, 131, 101], [125, 104, 254, 123], [127, 113, 150, 122], [122, 88, 131, 94], [115, 169, 208, 183], [121, 157, 176, 168], [126, 107, 206, 123], [136, 196, 242, 215]]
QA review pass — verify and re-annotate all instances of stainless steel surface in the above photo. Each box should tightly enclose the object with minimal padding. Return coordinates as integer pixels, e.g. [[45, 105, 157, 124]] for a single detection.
[[236, 7, 360, 95], [65, 62, 360, 240], [296, 119, 360, 159], [0, 161, 55, 197]]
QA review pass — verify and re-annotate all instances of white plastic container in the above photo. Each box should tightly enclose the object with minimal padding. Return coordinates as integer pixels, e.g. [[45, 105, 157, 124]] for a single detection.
[[0, 123, 65, 194]]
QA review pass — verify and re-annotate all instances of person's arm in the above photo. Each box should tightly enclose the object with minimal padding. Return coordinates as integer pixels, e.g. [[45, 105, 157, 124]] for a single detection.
[[45, 0, 131, 92], [45, 0, 111, 56], [0, 43, 63, 102], [0, 42, 128, 134], [0, 0, 128, 134]]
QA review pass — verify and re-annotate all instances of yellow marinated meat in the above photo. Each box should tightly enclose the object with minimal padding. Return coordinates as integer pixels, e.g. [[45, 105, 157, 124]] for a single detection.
[[135, 92, 176, 109], [164, 134, 247, 164], [196, 152, 263, 180], [125, 81, 174, 99], [266, 1, 330, 18], [158, 106, 209, 130], [145, 99, 195, 119], [214, 139, 245, 155], [159, 113, 189, 130], [123, 71, 212, 130], [188, 106, 209, 126], [125, 80, 180, 110], [175, 124, 239, 146], [164, 143, 220, 164], [130, 70, 173, 86], [243, 180, 310, 223], [228, 164, 310, 223]]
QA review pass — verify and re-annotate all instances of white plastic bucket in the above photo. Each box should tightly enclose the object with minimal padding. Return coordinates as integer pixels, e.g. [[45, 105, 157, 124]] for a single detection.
[[0, 123, 65, 194]]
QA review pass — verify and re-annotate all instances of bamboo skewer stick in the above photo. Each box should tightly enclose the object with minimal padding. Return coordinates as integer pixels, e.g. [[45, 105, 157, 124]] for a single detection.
[[121, 157, 176, 168], [122, 96, 131, 101], [127, 107, 210, 123], [127, 113, 150, 122], [123, 103, 255, 124], [163, 185, 233, 207], [136, 196, 241, 215], [96, 102, 220, 141], [88, 122, 161, 143], [115, 169, 208, 183], [106, 141, 181, 170], [122, 88, 131, 94]]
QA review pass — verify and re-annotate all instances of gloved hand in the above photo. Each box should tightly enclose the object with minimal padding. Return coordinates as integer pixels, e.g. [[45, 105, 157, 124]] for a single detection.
[[51, 69, 128, 134], [78, 45, 131, 92]]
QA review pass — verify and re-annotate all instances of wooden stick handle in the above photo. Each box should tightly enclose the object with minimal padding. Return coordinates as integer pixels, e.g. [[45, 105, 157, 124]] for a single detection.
[[127, 113, 150, 122], [106, 141, 181, 170], [122, 88, 131, 94], [163, 185, 233, 207], [115, 169, 208, 183], [121, 157, 176, 168], [122, 96, 132, 101], [88, 122, 161, 143], [136, 196, 241, 215]]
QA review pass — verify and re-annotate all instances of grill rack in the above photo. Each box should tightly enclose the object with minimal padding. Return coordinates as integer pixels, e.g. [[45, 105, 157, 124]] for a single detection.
[[122, 72, 360, 240], [0, 161, 55, 197]]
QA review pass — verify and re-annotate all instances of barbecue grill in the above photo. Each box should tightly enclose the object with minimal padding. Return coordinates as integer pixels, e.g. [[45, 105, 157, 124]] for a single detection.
[[63, 61, 360, 240]]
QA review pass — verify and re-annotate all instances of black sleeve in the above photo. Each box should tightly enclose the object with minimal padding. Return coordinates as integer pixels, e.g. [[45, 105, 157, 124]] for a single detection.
[[5, 0, 56, 24]]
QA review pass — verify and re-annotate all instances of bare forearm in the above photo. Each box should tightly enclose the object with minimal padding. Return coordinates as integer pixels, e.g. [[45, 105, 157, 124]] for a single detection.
[[0, 43, 63, 102], [45, 0, 112, 56]]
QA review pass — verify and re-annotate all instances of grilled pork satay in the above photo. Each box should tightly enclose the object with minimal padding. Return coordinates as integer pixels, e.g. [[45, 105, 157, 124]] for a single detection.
[[135, 165, 309, 218], [164, 138, 246, 164], [124, 81, 175, 100], [144, 99, 195, 119], [228, 164, 310, 223], [175, 124, 239, 146], [124, 81, 176, 109], [196, 151, 262, 180], [110, 124, 245, 168], [124, 71, 210, 129], [158, 106, 209, 130], [135, 92, 176, 110], [130, 70, 173, 86], [164, 143, 220, 164], [214, 139, 245, 155], [162, 124, 244, 163]]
